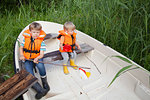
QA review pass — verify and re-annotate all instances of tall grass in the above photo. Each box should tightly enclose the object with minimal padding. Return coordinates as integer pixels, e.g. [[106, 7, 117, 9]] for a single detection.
[[0, 0, 150, 77]]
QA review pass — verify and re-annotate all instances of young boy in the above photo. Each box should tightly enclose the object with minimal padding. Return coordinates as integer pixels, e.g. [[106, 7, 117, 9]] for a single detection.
[[57, 21, 81, 74], [19, 22, 50, 99]]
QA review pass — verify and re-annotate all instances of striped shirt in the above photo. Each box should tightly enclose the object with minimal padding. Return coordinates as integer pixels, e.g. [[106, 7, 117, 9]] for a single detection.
[[21, 37, 46, 51]]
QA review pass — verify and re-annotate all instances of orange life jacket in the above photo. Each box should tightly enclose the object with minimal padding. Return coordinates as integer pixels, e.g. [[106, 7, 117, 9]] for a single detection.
[[23, 29, 46, 59], [57, 30, 77, 52]]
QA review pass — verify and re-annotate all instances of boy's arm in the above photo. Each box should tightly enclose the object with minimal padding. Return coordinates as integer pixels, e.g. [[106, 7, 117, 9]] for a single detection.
[[60, 36, 64, 50], [19, 46, 25, 61], [20, 46, 24, 56], [75, 41, 81, 50], [34, 51, 44, 63]]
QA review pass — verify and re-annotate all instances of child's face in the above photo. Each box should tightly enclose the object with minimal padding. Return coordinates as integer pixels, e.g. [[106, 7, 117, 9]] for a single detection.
[[66, 29, 74, 35], [30, 29, 41, 39]]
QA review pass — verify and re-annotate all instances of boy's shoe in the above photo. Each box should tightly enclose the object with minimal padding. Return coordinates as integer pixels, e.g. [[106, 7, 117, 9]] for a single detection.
[[63, 64, 69, 74], [41, 76, 50, 94], [70, 59, 78, 70], [31, 82, 47, 99]]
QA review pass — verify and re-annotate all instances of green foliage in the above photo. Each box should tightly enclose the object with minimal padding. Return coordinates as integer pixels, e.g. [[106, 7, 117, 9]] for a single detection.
[[111, 55, 132, 64], [108, 65, 133, 87], [107, 55, 142, 87], [0, 0, 150, 77], [107, 55, 150, 87]]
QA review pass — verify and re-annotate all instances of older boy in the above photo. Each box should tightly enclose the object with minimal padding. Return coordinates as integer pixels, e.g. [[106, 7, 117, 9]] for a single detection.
[[19, 22, 50, 99]]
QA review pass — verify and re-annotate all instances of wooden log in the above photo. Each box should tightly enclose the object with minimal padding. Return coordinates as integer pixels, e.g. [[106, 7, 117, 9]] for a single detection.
[[43, 43, 94, 62], [0, 70, 29, 95], [0, 70, 38, 100]]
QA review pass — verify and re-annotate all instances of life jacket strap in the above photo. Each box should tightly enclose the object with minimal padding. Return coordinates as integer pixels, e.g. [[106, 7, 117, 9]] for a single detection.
[[23, 48, 40, 54], [57, 35, 62, 39]]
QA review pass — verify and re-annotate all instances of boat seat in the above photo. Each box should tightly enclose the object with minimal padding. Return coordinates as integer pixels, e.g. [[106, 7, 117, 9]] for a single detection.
[[44, 33, 58, 40], [0, 70, 37, 100], [43, 43, 94, 62]]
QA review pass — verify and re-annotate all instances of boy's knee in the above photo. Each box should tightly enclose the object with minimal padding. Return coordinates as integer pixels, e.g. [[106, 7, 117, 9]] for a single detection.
[[37, 63, 44, 68], [63, 56, 69, 62], [38, 58, 43, 61]]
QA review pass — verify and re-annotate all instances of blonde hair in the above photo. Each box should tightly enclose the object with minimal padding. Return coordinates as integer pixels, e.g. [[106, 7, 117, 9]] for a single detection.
[[29, 22, 42, 31], [64, 21, 75, 30]]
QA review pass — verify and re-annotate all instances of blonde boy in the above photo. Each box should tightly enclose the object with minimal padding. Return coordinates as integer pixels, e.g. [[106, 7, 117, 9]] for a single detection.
[[57, 21, 81, 74]]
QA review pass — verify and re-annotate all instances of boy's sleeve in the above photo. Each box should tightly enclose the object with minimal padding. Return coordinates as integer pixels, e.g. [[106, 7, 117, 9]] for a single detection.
[[21, 37, 25, 47], [40, 41, 46, 51]]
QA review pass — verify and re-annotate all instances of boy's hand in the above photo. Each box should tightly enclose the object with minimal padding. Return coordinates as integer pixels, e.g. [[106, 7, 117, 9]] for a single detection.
[[60, 44, 63, 50], [20, 55, 25, 61], [34, 58, 39, 63], [77, 45, 81, 50]]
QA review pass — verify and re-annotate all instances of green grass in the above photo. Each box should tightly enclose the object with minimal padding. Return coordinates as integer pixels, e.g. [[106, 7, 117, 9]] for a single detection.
[[106, 55, 140, 87], [0, 0, 150, 78]]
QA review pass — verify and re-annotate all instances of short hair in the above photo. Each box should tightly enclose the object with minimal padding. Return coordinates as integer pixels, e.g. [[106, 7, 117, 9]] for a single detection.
[[64, 21, 75, 30], [29, 22, 42, 31]]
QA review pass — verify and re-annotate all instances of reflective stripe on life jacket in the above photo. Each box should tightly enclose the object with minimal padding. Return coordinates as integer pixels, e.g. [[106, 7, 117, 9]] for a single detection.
[[57, 30, 77, 52], [23, 29, 46, 59]]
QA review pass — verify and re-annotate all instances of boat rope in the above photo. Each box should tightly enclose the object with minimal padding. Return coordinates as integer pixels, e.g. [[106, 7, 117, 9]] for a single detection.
[[80, 49, 101, 74]]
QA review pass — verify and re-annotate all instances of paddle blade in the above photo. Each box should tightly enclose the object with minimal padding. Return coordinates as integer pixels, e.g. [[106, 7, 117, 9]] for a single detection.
[[86, 72, 91, 78], [79, 68, 91, 79]]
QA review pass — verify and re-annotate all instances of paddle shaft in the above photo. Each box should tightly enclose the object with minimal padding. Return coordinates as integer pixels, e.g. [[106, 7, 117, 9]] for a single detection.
[[26, 59, 91, 69]]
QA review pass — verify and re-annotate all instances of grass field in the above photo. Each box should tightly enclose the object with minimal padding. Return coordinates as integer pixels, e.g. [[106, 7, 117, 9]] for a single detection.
[[0, 0, 150, 80]]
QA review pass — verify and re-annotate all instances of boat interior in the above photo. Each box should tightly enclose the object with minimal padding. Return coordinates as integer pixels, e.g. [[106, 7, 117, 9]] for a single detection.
[[15, 21, 150, 100]]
